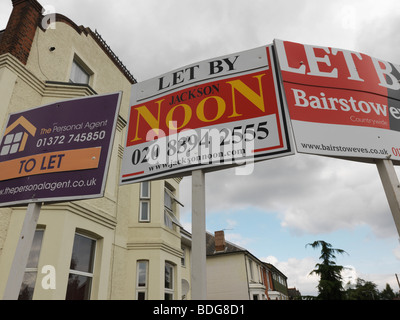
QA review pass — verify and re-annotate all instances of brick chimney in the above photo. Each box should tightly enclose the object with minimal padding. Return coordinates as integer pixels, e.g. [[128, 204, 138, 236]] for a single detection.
[[214, 230, 226, 252], [0, 0, 43, 65]]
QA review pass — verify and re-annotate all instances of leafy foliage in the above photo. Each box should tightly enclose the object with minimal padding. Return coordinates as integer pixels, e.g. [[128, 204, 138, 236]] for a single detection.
[[307, 240, 348, 300], [305, 240, 400, 300]]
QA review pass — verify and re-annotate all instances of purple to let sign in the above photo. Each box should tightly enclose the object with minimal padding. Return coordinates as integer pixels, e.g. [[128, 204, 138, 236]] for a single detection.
[[0, 92, 121, 207]]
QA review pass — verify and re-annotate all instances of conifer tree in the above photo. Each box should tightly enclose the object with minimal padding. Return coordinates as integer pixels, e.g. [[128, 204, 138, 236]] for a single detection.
[[307, 240, 347, 300]]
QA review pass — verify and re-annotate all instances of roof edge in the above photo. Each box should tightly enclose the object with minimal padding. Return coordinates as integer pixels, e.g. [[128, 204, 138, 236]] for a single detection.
[[40, 13, 137, 84]]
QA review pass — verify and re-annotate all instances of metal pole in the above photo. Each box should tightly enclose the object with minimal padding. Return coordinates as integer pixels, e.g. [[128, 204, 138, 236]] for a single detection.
[[3, 202, 42, 300], [376, 159, 400, 238], [191, 169, 207, 300]]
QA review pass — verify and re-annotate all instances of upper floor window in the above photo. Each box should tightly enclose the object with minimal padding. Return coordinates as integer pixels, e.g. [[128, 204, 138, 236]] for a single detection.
[[164, 183, 183, 230], [66, 233, 96, 300], [248, 259, 254, 281], [69, 57, 92, 85], [181, 247, 186, 267], [139, 182, 150, 222]]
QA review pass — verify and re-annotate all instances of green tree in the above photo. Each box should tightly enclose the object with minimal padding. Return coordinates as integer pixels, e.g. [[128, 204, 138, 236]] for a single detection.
[[379, 283, 397, 300], [307, 240, 347, 300], [345, 278, 379, 300]]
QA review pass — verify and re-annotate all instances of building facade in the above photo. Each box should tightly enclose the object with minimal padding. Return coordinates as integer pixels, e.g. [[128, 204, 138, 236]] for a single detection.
[[206, 231, 289, 300], [263, 263, 289, 300], [0, 0, 190, 300]]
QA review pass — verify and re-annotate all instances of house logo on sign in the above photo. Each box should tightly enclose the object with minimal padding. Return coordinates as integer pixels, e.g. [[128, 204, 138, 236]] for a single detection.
[[0, 116, 37, 156]]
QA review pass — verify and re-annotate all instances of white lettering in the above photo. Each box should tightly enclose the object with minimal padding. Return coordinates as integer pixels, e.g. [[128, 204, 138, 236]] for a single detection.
[[331, 48, 364, 81], [304, 45, 338, 78], [291, 88, 388, 116], [339, 98, 351, 111], [153, 304, 187, 318], [369, 102, 387, 116], [275, 40, 306, 74], [41, 265, 56, 290], [371, 57, 400, 90], [292, 89, 308, 107], [390, 107, 400, 119]]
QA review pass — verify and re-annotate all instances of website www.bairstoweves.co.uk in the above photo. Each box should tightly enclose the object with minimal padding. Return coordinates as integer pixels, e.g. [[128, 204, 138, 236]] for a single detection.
[[300, 142, 388, 156]]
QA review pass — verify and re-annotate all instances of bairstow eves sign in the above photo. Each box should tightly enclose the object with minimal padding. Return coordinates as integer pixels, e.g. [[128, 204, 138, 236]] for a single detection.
[[274, 39, 400, 164]]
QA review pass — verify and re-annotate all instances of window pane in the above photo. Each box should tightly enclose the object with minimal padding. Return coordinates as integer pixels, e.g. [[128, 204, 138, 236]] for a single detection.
[[18, 272, 37, 300], [140, 201, 149, 221], [164, 293, 173, 300], [70, 60, 90, 84], [137, 261, 147, 287], [70, 234, 96, 273], [164, 211, 173, 229], [26, 230, 44, 268], [141, 181, 150, 198], [137, 292, 146, 300], [164, 190, 172, 210], [165, 264, 173, 289], [66, 274, 92, 300]]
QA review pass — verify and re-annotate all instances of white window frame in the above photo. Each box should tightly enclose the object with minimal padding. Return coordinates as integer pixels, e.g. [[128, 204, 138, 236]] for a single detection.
[[164, 184, 182, 230], [69, 55, 92, 85], [164, 262, 174, 300], [66, 233, 96, 300], [140, 181, 150, 199], [139, 182, 150, 222], [139, 200, 150, 222], [181, 247, 186, 267], [136, 260, 148, 300], [248, 259, 254, 281]]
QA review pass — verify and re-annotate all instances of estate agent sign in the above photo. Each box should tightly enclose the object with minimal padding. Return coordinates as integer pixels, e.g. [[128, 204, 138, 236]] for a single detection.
[[274, 39, 400, 164], [120, 45, 293, 184], [0, 92, 121, 206]]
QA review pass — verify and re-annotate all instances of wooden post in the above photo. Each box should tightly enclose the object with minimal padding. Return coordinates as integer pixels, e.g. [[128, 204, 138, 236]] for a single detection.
[[3, 202, 42, 300]]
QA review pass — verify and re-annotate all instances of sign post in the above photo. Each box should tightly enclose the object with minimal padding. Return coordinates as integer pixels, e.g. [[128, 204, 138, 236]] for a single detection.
[[3, 202, 42, 300], [191, 170, 207, 300], [375, 159, 400, 236], [274, 39, 400, 238]]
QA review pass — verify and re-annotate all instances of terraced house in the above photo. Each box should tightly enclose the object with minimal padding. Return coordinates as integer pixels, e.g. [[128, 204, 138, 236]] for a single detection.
[[0, 0, 189, 300], [206, 231, 289, 300]]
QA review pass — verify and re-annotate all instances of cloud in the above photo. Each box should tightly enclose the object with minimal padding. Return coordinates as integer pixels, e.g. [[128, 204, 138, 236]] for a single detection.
[[0, 3, 12, 29], [181, 153, 396, 238], [225, 232, 253, 249]]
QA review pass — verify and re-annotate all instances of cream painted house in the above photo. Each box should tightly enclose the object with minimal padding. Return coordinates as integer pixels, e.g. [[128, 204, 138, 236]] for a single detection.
[[0, 0, 190, 300], [206, 231, 289, 300]]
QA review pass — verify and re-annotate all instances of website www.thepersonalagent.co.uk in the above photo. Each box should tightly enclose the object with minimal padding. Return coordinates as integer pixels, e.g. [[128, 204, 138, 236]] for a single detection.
[[0, 177, 97, 196]]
